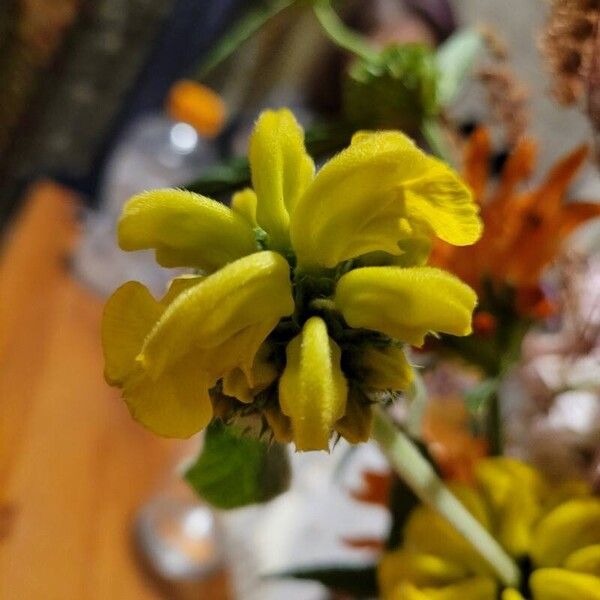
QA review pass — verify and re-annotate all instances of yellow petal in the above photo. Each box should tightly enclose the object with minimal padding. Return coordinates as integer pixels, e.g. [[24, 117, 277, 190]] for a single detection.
[[530, 568, 600, 600], [564, 545, 600, 576], [102, 281, 164, 386], [231, 187, 258, 227], [403, 156, 482, 246], [118, 189, 257, 272], [249, 109, 314, 249], [502, 589, 526, 600], [422, 576, 498, 600], [204, 318, 280, 383], [378, 549, 468, 594], [291, 131, 480, 268], [360, 345, 414, 391], [403, 492, 493, 576], [475, 458, 545, 557], [335, 388, 373, 443], [139, 251, 293, 377], [279, 317, 348, 451], [531, 498, 600, 568], [222, 343, 279, 403], [335, 266, 477, 346], [160, 275, 205, 306], [389, 582, 430, 600], [123, 352, 213, 438]]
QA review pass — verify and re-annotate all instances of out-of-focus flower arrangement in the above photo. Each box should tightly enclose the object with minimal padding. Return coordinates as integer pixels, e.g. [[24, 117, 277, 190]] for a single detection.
[[100, 1, 600, 598]]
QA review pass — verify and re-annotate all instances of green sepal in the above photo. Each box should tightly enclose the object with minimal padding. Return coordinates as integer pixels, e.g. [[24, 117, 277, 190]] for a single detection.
[[185, 420, 291, 509], [343, 44, 440, 131]]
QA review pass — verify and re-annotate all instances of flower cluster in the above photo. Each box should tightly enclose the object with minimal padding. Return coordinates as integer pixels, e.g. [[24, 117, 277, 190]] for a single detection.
[[102, 108, 481, 451], [379, 457, 600, 599]]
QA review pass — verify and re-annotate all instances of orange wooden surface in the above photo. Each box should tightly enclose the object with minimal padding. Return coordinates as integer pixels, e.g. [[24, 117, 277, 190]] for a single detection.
[[0, 183, 230, 599]]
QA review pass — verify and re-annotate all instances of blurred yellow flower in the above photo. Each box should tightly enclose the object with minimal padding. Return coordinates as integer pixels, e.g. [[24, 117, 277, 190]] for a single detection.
[[102, 108, 481, 450], [378, 458, 600, 599]]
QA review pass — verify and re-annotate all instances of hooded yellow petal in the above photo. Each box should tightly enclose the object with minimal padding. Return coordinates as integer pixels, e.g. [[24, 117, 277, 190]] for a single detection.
[[530, 568, 600, 600], [139, 251, 294, 377], [335, 266, 477, 346], [360, 345, 414, 391], [531, 499, 600, 568], [249, 109, 314, 249], [102, 281, 164, 386], [123, 352, 213, 438], [118, 189, 257, 272], [279, 316, 348, 451], [290, 131, 480, 268], [502, 589, 525, 600], [403, 156, 482, 246], [231, 187, 259, 227], [379, 549, 468, 593]]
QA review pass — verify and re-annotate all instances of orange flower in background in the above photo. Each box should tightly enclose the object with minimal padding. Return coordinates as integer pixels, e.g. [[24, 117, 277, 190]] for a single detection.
[[422, 395, 488, 484], [431, 127, 600, 314]]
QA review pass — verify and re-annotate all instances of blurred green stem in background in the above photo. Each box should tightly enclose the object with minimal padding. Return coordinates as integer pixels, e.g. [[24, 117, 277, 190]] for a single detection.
[[312, 0, 378, 62]]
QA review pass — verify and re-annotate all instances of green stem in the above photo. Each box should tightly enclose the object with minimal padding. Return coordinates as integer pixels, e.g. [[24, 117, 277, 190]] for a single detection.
[[372, 406, 520, 589], [196, 0, 296, 79], [313, 0, 378, 62]]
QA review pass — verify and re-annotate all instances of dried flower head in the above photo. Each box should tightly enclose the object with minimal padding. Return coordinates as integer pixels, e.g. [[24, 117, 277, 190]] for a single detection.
[[540, 0, 599, 105]]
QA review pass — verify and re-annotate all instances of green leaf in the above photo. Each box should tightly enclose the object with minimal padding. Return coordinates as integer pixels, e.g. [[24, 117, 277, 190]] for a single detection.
[[435, 28, 484, 106], [272, 564, 378, 597], [185, 420, 291, 509]]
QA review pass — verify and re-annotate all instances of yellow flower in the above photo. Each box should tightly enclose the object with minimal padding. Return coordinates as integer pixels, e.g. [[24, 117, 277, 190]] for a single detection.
[[102, 108, 481, 450], [378, 458, 600, 600]]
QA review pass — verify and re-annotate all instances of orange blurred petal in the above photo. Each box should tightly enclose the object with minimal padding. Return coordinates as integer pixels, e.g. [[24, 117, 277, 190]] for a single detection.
[[463, 127, 492, 200], [423, 396, 488, 483], [351, 470, 391, 507], [342, 537, 385, 551], [491, 136, 537, 204], [559, 201, 600, 237]]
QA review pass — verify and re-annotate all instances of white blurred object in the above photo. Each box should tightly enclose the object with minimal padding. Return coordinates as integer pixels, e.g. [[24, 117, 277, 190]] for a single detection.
[[219, 441, 388, 600], [72, 113, 218, 297], [504, 251, 600, 485]]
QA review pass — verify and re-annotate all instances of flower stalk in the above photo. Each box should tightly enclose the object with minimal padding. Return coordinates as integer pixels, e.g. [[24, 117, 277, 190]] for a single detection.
[[371, 405, 521, 589], [312, 0, 379, 63]]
